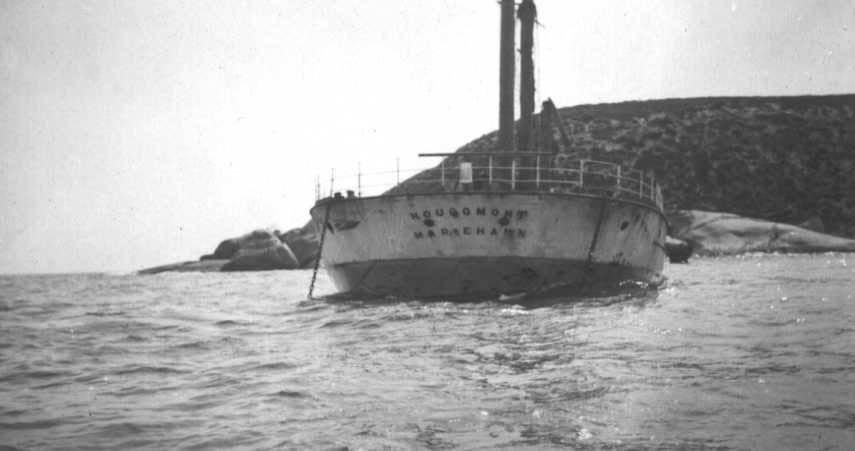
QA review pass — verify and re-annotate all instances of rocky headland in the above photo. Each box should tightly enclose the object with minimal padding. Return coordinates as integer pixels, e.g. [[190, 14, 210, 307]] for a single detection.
[[668, 210, 855, 256], [139, 227, 317, 275], [140, 94, 855, 273]]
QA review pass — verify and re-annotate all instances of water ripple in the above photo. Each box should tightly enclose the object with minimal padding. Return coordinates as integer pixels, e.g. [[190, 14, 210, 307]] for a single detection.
[[1, 258, 854, 449]]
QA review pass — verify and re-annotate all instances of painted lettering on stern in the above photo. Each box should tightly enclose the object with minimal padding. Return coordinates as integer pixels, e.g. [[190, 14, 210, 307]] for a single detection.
[[412, 227, 525, 240], [408, 206, 528, 222], [409, 205, 529, 240]]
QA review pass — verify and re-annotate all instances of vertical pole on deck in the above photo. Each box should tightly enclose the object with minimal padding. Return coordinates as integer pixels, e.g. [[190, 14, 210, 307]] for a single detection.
[[488, 156, 493, 185], [440, 160, 445, 186], [638, 171, 644, 197], [517, 0, 537, 153], [511, 159, 517, 190], [498, 0, 516, 153], [329, 168, 335, 197], [535, 155, 540, 189], [579, 159, 585, 187], [616, 166, 621, 194], [357, 162, 362, 197]]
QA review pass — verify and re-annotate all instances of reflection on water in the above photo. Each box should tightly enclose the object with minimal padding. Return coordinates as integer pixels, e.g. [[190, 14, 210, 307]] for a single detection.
[[1, 253, 854, 449]]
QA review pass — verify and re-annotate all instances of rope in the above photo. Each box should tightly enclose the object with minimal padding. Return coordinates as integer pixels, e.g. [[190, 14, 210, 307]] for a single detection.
[[307, 201, 333, 300]]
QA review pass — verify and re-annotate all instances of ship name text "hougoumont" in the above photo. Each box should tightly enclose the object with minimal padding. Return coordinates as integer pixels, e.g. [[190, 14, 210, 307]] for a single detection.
[[408, 207, 529, 240]]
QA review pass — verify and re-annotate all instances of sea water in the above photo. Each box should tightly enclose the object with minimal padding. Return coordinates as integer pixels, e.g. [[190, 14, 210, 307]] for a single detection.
[[1, 253, 854, 450]]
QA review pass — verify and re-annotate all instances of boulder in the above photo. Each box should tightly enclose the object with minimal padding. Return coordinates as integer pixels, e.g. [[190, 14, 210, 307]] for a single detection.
[[214, 229, 300, 271], [667, 210, 855, 256], [212, 229, 281, 260], [213, 238, 240, 259], [140, 229, 300, 274], [278, 223, 320, 268], [237, 229, 282, 250], [221, 243, 299, 271], [664, 236, 692, 263]]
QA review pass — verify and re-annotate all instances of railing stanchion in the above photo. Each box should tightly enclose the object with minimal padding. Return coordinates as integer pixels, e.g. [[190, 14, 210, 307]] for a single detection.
[[488, 156, 493, 185], [357, 162, 362, 197], [615, 165, 621, 195], [329, 168, 335, 197], [511, 159, 517, 190], [535, 156, 540, 189], [650, 172, 655, 201], [579, 159, 585, 187], [440, 160, 445, 186]]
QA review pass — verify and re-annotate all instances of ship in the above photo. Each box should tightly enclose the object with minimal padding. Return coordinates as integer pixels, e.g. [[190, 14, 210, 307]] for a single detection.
[[308, 0, 667, 300]]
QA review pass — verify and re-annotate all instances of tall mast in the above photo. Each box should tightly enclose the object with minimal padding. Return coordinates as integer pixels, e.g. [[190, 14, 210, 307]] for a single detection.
[[498, 0, 516, 152], [518, 0, 537, 152]]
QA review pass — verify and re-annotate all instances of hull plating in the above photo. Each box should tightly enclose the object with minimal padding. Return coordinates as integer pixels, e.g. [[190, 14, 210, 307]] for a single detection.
[[310, 192, 666, 298]]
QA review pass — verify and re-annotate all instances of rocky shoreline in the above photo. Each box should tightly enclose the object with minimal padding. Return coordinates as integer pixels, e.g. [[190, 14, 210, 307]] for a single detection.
[[138, 209, 855, 274], [139, 226, 318, 275], [667, 210, 855, 257]]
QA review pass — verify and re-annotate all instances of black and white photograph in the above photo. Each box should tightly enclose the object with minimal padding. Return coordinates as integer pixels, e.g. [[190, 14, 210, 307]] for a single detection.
[[2, 0, 854, 449]]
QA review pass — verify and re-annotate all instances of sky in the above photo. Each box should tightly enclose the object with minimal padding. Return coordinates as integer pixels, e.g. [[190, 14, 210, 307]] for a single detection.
[[1, 0, 853, 274]]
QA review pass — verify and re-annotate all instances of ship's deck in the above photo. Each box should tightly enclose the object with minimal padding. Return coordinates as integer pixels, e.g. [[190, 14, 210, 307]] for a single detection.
[[315, 152, 663, 212]]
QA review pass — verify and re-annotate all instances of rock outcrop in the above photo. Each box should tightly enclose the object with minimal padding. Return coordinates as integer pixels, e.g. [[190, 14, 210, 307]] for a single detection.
[[138, 259, 229, 274], [212, 239, 241, 260], [277, 223, 320, 268], [138, 229, 300, 274], [664, 236, 692, 263], [668, 210, 855, 256], [221, 244, 298, 271], [217, 229, 299, 271]]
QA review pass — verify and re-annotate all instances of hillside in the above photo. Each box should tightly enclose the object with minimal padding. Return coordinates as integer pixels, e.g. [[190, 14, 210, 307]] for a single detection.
[[392, 94, 855, 237]]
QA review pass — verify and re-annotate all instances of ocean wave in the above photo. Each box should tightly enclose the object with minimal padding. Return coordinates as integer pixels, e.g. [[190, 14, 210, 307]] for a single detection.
[[1, 257, 854, 450], [113, 365, 191, 376]]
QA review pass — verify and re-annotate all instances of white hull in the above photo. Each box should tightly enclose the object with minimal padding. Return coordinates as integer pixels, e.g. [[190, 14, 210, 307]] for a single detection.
[[310, 192, 666, 299]]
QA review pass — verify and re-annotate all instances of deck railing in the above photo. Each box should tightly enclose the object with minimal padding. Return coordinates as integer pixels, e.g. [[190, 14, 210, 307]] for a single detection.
[[316, 155, 663, 210]]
